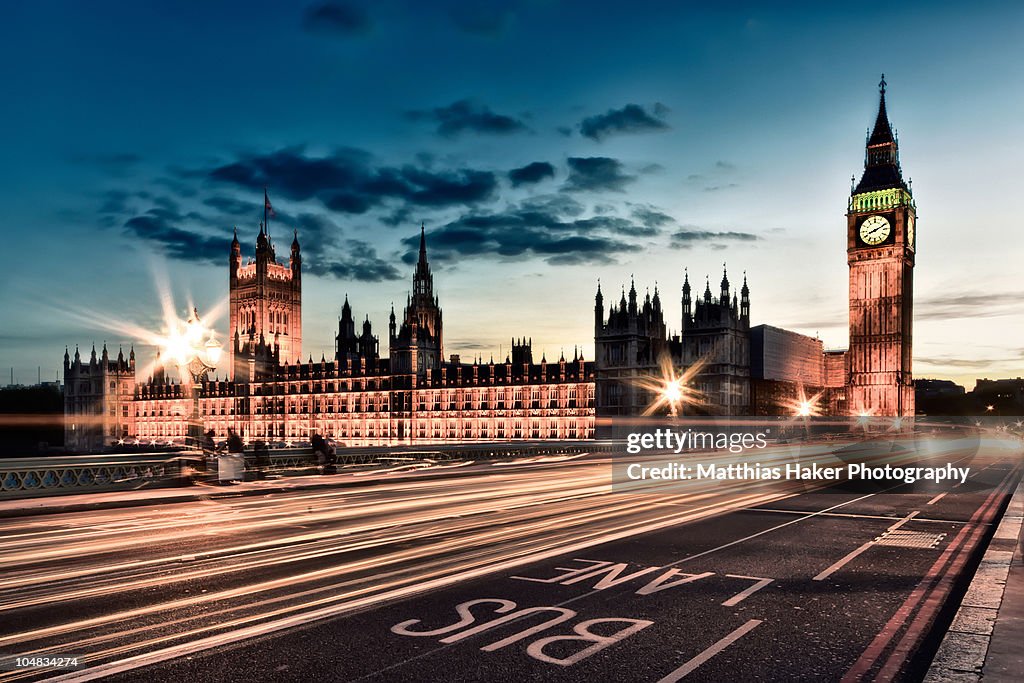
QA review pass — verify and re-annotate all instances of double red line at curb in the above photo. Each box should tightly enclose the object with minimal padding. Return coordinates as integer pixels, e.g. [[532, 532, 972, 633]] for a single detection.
[[841, 463, 1021, 682]]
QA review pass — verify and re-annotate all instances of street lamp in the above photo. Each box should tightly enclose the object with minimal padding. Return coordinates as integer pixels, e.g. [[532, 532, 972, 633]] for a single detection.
[[662, 377, 685, 418], [162, 308, 222, 447]]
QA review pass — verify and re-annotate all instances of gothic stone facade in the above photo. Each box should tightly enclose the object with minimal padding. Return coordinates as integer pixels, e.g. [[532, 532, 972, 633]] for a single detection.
[[69, 225, 594, 451], [594, 268, 751, 418]]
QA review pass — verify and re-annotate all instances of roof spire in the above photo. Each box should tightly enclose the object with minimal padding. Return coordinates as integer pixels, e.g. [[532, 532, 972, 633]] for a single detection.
[[868, 75, 894, 147], [854, 74, 906, 194]]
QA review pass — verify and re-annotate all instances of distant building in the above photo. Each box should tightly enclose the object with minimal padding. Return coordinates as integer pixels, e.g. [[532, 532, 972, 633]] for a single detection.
[[748, 325, 825, 416], [63, 344, 136, 452], [595, 266, 750, 419], [229, 223, 302, 369], [70, 224, 594, 452], [750, 325, 824, 386], [823, 350, 849, 415], [972, 378, 1024, 415], [916, 379, 966, 400]]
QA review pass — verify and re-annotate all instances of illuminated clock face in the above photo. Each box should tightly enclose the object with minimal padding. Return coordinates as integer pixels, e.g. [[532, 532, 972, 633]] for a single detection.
[[907, 214, 915, 247], [859, 215, 891, 246]]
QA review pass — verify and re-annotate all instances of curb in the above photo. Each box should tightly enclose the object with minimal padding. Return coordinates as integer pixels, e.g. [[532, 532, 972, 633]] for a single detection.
[[925, 477, 1024, 682]]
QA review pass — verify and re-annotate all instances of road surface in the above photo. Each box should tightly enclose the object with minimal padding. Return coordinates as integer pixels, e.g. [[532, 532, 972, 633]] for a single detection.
[[0, 432, 1019, 682]]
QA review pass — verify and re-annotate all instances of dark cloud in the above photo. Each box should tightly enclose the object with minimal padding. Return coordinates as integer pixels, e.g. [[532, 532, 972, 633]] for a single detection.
[[291, 212, 342, 248], [302, 2, 371, 36], [564, 156, 635, 192], [122, 210, 225, 265], [206, 147, 497, 213], [508, 161, 555, 187], [303, 240, 401, 282], [520, 194, 585, 218], [669, 227, 760, 249], [401, 196, 652, 266], [578, 103, 670, 141], [117, 193, 394, 282], [631, 206, 676, 229], [202, 195, 261, 218], [407, 100, 529, 138]]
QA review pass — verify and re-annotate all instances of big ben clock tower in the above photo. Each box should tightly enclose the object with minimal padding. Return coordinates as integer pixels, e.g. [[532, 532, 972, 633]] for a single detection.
[[847, 75, 915, 417]]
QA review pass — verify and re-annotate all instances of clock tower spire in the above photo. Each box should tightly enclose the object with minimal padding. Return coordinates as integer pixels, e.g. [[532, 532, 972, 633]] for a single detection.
[[846, 75, 916, 417]]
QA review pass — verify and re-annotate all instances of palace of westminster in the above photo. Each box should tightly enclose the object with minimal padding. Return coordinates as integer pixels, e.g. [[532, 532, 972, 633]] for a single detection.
[[64, 79, 918, 451]]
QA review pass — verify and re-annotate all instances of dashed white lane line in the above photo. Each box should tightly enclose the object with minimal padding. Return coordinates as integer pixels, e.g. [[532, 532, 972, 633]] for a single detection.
[[813, 511, 920, 581], [926, 492, 948, 505], [720, 576, 773, 607]]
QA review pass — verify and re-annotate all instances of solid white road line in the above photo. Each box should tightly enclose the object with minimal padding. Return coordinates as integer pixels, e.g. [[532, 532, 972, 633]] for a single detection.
[[656, 619, 763, 682]]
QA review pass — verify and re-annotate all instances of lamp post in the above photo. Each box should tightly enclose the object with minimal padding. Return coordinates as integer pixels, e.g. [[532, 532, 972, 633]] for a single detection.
[[176, 309, 223, 448]]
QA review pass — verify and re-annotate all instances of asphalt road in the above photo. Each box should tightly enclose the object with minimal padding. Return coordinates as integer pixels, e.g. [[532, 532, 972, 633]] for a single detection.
[[0, 432, 1020, 682]]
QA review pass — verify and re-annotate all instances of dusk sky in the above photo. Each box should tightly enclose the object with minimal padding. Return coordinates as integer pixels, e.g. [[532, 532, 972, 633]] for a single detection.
[[2, 0, 1022, 389]]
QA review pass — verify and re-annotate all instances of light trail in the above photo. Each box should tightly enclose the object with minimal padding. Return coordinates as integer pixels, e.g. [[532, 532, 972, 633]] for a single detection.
[[0, 436, 1005, 682]]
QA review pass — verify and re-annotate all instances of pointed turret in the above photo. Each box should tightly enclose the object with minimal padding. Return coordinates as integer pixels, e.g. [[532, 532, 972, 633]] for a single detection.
[[256, 221, 269, 251], [594, 280, 603, 331], [628, 276, 638, 316], [412, 223, 433, 299], [740, 271, 750, 321], [681, 268, 691, 329], [720, 263, 730, 303], [854, 74, 907, 194], [290, 228, 301, 277]]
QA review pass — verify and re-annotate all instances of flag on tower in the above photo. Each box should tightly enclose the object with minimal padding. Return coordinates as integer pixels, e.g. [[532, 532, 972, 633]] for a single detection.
[[264, 189, 276, 218]]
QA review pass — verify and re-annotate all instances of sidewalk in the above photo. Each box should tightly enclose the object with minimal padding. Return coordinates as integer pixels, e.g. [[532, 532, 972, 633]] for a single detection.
[[925, 477, 1024, 682]]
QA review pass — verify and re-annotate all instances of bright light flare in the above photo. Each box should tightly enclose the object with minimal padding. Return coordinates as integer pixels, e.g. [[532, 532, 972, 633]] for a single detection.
[[630, 353, 706, 417], [156, 308, 222, 377], [785, 386, 823, 418]]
